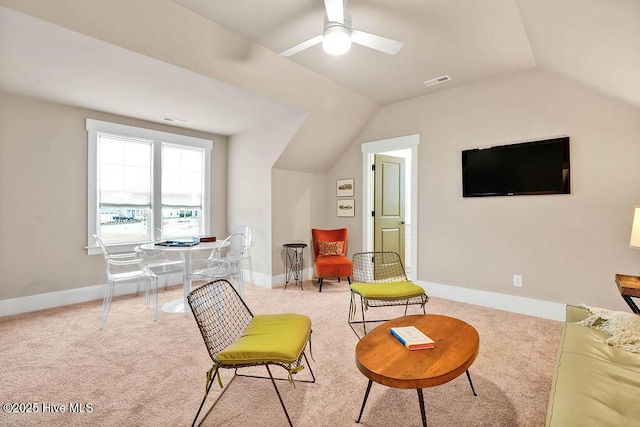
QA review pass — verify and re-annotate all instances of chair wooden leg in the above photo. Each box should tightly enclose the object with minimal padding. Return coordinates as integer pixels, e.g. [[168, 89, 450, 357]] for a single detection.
[[318, 278, 323, 292]]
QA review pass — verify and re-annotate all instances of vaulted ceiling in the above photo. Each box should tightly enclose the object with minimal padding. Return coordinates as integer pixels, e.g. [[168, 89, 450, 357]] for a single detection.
[[0, 0, 638, 173], [0, 6, 303, 135], [174, 0, 640, 108]]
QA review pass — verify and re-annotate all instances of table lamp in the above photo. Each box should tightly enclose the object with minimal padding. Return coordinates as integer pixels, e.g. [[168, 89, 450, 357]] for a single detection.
[[630, 206, 640, 249]]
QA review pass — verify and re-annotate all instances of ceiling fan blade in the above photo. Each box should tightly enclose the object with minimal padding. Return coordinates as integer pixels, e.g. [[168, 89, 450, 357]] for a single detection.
[[279, 35, 323, 57], [324, 0, 345, 23], [352, 30, 404, 55]]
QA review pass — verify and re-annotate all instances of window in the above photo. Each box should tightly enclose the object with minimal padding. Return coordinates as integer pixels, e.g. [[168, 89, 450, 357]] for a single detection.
[[87, 119, 212, 253]]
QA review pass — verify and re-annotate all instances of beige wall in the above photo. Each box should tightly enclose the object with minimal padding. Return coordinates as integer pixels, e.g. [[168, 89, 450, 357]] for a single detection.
[[4, 68, 639, 311], [330, 69, 640, 311], [0, 91, 228, 300], [271, 169, 326, 276], [227, 114, 307, 282], [2, 1, 639, 312], [321, 136, 364, 259]]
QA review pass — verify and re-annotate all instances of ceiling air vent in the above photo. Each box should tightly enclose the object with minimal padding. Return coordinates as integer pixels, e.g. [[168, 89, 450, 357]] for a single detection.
[[163, 117, 187, 124], [423, 75, 452, 87]]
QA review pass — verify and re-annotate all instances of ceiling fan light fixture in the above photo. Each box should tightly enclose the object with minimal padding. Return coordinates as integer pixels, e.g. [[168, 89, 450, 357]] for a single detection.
[[281, 4, 402, 57], [322, 25, 352, 55]]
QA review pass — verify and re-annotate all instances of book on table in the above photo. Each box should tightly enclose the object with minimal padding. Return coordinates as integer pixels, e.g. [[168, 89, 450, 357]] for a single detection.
[[390, 326, 436, 350], [155, 240, 199, 247]]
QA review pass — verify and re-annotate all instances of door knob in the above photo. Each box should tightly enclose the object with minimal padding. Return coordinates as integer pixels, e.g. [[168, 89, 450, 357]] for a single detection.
[[400, 221, 405, 225]]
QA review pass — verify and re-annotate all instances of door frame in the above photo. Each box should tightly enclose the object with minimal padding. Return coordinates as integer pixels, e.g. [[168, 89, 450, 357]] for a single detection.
[[361, 134, 419, 279]]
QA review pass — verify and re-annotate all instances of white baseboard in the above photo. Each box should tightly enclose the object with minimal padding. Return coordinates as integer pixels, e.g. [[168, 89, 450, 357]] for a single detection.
[[256, 268, 315, 289], [1, 274, 566, 321], [0, 281, 143, 317], [417, 280, 566, 321], [0, 268, 312, 316], [244, 268, 274, 289]]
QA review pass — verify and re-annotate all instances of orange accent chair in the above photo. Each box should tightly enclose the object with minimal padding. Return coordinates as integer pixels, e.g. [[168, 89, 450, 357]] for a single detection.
[[311, 228, 352, 292]]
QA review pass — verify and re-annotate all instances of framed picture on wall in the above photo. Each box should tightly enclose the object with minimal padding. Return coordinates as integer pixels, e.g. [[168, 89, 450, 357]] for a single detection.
[[337, 199, 355, 217], [336, 178, 354, 197]]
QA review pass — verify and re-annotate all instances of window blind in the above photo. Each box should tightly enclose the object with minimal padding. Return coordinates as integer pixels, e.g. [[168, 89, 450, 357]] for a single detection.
[[161, 144, 204, 208], [97, 134, 152, 207]]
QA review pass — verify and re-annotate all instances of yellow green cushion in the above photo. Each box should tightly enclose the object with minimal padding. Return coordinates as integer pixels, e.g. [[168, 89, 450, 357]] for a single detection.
[[215, 313, 311, 366], [350, 281, 425, 300]]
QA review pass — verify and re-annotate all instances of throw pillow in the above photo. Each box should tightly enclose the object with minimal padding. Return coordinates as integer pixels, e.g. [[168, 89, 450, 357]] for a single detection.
[[318, 241, 344, 257]]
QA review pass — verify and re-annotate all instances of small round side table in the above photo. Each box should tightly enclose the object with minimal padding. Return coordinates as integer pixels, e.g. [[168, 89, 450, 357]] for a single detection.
[[283, 243, 307, 290]]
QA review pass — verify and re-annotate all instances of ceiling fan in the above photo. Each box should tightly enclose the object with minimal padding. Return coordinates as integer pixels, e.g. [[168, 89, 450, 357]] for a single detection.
[[279, 0, 403, 57]]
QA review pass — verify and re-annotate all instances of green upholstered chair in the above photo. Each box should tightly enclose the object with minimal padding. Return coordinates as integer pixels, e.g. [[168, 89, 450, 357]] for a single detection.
[[187, 279, 315, 427], [349, 252, 429, 337]]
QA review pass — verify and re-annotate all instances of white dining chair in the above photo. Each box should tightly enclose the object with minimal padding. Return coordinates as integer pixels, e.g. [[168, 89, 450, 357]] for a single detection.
[[232, 225, 254, 285], [94, 234, 158, 329], [135, 231, 185, 290], [190, 232, 248, 298]]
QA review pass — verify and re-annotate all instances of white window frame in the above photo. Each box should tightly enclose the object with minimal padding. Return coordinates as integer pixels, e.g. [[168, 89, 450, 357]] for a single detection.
[[86, 119, 213, 254]]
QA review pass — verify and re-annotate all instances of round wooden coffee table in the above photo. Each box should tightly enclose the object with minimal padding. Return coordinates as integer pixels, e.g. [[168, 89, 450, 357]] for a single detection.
[[355, 314, 479, 426]]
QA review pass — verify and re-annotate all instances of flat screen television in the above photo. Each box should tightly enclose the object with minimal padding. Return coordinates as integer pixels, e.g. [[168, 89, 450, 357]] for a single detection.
[[462, 137, 570, 197]]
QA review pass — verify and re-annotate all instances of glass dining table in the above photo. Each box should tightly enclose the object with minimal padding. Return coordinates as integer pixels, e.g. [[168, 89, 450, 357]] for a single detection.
[[139, 240, 228, 316]]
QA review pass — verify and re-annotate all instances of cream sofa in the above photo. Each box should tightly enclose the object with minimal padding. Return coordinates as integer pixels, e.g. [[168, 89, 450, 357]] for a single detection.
[[546, 305, 640, 426]]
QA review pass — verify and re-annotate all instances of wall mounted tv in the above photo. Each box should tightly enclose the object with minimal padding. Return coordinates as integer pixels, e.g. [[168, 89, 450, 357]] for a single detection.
[[462, 136, 570, 197]]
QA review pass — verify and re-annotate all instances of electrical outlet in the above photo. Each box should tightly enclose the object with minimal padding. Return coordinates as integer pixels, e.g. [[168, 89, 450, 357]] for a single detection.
[[513, 275, 523, 288]]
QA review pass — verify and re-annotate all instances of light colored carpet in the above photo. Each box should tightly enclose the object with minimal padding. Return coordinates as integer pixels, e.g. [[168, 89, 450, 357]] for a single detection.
[[0, 279, 563, 426]]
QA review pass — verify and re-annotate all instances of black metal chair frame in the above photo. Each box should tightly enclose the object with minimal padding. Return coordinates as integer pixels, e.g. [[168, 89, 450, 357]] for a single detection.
[[348, 252, 429, 337], [187, 279, 315, 427]]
